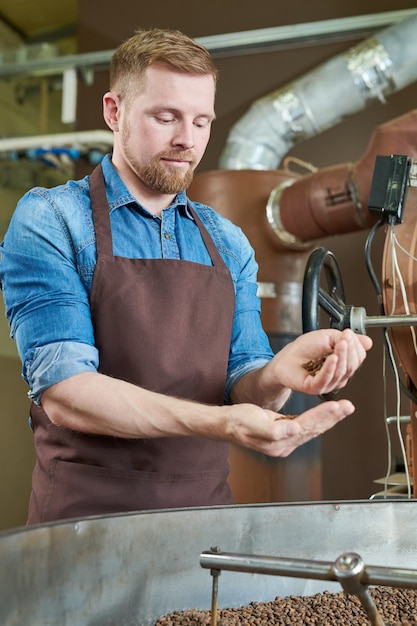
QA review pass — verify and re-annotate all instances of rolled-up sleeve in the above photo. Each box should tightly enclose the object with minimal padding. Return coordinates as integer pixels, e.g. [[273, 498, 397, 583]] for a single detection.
[[25, 341, 99, 404], [0, 186, 97, 402], [224, 229, 274, 401]]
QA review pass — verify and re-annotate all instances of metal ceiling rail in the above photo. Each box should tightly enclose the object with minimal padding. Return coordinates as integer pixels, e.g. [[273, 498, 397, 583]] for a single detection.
[[0, 9, 415, 79]]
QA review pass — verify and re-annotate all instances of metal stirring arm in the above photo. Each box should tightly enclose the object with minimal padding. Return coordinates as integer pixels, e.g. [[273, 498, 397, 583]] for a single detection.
[[333, 553, 385, 626], [200, 548, 417, 626]]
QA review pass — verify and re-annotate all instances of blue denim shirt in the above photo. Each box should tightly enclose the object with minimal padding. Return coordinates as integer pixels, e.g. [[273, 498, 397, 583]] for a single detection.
[[0, 155, 273, 404]]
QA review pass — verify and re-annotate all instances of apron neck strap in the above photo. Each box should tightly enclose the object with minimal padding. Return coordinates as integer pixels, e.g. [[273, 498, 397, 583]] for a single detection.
[[89, 163, 227, 268], [89, 164, 113, 257]]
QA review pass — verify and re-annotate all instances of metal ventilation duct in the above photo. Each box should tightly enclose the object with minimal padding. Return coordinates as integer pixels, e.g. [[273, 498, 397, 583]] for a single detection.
[[219, 13, 417, 170]]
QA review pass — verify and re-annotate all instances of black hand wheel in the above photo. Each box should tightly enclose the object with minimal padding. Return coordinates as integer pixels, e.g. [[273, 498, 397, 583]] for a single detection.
[[302, 247, 352, 333], [302, 247, 354, 401]]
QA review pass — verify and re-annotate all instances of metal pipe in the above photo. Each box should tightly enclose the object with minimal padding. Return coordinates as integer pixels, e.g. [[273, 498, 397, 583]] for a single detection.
[[219, 13, 417, 170], [0, 11, 414, 79], [0, 130, 113, 153]]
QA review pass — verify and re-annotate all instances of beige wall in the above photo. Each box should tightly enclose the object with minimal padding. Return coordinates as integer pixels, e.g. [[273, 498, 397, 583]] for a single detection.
[[0, 186, 34, 531], [0, 354, 33, 529]]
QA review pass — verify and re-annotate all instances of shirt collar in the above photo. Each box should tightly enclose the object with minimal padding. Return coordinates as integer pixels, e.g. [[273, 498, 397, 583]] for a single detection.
[[99, 154, 193, 219]]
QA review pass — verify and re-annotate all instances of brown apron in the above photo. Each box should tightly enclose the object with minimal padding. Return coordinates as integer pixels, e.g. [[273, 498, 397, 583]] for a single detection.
[[27, 164, 236, 524]]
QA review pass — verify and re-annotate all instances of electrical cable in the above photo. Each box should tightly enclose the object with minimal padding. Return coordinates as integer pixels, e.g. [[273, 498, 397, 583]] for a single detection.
[[364, 218, 417, 405], [364, 218, 415, 498]]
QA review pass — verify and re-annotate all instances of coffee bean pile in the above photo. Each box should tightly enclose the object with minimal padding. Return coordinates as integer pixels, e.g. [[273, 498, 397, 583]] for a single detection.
[[302, 352, 331, 377], [274, 414, 298, 420], [155, 586, 417, 625]]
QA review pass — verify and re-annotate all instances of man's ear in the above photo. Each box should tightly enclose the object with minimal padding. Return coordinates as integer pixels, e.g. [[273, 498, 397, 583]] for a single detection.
[[102, 92, 120, 131]]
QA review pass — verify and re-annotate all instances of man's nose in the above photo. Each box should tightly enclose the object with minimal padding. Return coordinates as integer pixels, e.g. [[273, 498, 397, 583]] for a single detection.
[[173, 122, 195, 149]]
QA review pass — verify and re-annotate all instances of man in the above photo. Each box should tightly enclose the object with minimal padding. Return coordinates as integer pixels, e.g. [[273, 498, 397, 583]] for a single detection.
[[0, 28, 372, 524]]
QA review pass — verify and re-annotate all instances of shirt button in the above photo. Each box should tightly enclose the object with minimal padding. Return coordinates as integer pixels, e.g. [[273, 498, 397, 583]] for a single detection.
[[164, 232, 171, 240]]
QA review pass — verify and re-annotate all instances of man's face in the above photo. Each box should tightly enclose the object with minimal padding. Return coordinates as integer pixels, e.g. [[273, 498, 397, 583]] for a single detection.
[[112, 62, 216, 195]]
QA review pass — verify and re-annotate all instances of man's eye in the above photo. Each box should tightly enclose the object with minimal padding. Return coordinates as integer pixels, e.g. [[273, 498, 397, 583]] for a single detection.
[[194, 119, 210, 128]]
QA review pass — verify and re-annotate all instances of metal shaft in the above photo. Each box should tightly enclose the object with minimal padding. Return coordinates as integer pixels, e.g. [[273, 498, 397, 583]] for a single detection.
[[350, 306, 417, 334], [201, 550, 417, 588], [210, 571, 219, 626], [366, 314, 417, 328]]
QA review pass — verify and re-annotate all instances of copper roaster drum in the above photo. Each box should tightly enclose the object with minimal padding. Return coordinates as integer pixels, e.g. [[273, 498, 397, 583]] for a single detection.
[[382, 186, 417, 391]]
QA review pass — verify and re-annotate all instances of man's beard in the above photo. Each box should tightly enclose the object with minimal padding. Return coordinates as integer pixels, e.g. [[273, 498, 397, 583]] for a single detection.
[[139, 153, 196, 194], [123, 139, 196, 194]]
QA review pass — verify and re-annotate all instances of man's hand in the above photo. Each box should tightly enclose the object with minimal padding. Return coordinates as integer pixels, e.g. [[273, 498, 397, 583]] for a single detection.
[[264, 328, 372, 399], [230, 328, 372, 411], [223, 397, 355, 457]]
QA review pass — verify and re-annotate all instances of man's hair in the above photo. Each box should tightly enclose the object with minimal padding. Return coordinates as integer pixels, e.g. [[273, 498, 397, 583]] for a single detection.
[[110, 28, 218, 101]]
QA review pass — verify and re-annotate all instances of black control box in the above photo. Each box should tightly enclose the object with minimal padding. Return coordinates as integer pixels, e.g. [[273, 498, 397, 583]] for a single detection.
[[368, 154, 411, 224]]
